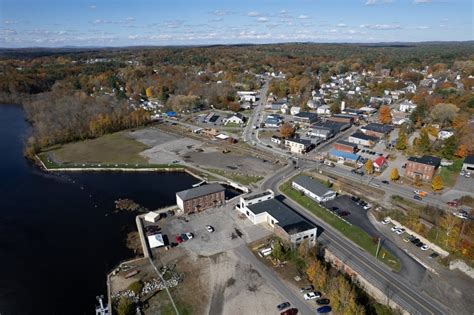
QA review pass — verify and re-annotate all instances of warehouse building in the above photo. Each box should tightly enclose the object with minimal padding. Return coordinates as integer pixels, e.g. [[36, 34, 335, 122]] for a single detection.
[[292, 175, 336, 203], [176, 184, 225, 214]]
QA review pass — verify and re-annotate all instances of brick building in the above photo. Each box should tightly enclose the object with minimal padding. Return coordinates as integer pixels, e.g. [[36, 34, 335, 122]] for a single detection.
[[176, 184, 225, 214], [405, 155, 441, 181], [360, 123, 393, 138], [333, 140, 358, 153]]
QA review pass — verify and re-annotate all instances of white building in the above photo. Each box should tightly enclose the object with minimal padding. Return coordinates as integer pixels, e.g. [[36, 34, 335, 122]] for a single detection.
[[224, 113, 246, 125], [285, 138, 312, 154], [237, 91, 257, 103], [399, 100, 417, 113], [237, 190, 317, 246], [438, 130, 454, 140], [292, 175, 336, 203], [316, 105, 331, 115], [290, 106, 301, 116]]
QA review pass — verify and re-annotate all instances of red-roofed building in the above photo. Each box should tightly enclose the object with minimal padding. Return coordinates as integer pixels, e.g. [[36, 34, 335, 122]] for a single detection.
[[373, 156, 387, 172]]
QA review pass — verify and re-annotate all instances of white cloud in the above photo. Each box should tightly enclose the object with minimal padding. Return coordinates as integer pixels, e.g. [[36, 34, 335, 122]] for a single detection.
[[0, 28, 17, 35], [247, 11, 260, 17], [3, 20, 16, 25], [337, 23, 347, 28], [413, 0, 431, 4], [89, 5, 96, 10], [298, 15, 309, 19], [360, 24, 402, 30], [126, 17, 135, 22], [257, 17, 269, 23], [212, 10, 232, 16], [365, 0, 392, 5]]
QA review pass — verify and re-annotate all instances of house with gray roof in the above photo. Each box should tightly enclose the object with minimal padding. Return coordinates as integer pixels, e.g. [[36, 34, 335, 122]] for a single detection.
[[176, 184, 225, 214], [292, 175, 336, 203]]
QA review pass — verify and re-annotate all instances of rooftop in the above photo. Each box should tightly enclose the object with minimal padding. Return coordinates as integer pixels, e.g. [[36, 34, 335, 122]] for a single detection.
[[286, 138, 312, 146], [464, 155, 474, 165], [293, 175, 334, 197], [243, 190, 273, 201], [362, 123, 394, 134], [247, 198, 315, 234], [336, 140, 358, 148], [407, 155, 441, 167], [349, 131, 379, 141], [176, 183, 225, 201]]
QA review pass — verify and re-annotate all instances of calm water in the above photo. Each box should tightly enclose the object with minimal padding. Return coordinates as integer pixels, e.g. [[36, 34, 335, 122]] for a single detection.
[[0, 104, 199, 314]]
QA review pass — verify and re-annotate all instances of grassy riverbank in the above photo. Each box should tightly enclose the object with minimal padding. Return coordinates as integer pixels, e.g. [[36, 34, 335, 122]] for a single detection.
[[280, 180, 401, 271]]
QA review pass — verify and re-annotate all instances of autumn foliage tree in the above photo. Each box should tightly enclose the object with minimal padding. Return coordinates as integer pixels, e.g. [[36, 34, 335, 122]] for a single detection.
[[390, 168, 399, 181], [379, 105, 392, 124], [365, 159, 374, 174], [280, 123, 295, 138], [454, 144, 468, 158], [431, 175, 443, 191]]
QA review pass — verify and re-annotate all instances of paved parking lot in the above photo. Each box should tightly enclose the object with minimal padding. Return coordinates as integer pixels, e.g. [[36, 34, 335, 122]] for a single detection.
[[323, 195, 375, 235], [156, 203, 273, 256]]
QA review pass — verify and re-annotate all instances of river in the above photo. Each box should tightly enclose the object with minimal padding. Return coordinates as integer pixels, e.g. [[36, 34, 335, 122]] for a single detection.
[[0, 104, 199, 314]]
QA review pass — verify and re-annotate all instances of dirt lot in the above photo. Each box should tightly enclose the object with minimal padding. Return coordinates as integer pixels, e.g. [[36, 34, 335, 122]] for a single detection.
[[142, 204, 294, 315], [130, 127, 279, 177]]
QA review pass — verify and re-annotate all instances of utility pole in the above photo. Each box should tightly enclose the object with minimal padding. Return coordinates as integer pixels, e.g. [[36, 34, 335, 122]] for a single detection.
[[376, 237, 382, 258]]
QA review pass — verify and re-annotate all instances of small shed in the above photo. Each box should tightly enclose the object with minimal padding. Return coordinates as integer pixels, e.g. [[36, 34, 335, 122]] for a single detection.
[[147, 234, 165, 248], [144, 212, 160, 223]]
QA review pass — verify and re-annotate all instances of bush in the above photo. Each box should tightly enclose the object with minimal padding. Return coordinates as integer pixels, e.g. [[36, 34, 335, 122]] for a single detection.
[[128, 280, 143, 295], [116, 297, 135, 315]]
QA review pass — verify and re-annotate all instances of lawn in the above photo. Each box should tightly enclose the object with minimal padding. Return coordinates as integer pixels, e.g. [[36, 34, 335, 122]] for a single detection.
[[280, 180, 401, 271], [43, 131, 150, 165], [439, 158, 463, 187], [205, 168, 263, 185]]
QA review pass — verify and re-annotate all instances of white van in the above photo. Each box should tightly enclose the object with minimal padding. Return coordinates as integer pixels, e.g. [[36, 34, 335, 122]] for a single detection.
[[258, 247, 272, 257]]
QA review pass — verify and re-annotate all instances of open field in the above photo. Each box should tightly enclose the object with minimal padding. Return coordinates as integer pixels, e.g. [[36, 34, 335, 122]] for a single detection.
[[439, 158, 463, 188], [280, 180, 401, 271], [204, 168, 263, 185], [43, 131, 150, 165]]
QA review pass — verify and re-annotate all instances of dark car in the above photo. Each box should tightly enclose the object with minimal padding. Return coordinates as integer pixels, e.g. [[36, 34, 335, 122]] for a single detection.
[[316, 306, 332, 314], [281, 308, 298, 315], [381, 180, 389, 184], [316, 298, 330, 305], [338, 210, 350, 216], [181, 233, 189, 241], [277, 302, 291, 311], [411, 238, 421, 245], [330, 206, 339, 212], [416, 242, 424, 248], [429, 253, 439, 259], [414, 195, 422, 201], [351, 196, 360, 202]]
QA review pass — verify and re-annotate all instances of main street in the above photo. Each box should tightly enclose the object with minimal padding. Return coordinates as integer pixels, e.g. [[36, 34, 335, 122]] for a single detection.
[[243, 88, 449, 314]]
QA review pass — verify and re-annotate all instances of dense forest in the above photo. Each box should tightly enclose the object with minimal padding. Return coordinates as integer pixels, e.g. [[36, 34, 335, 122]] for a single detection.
[[0, 42, 473, 156]]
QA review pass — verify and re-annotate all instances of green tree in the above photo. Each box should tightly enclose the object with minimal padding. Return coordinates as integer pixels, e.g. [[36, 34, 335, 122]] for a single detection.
[[395, 129, 408, 151], [441, 136, 457, 159], [419, 129, 431, 153]]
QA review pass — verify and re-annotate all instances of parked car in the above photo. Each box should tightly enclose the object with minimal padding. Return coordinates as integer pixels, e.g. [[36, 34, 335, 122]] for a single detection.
[[206, 225, 215, 233], [330, 206, 339, 212], [381, 219, 390, 225], [404, 235, 414, 242], [300, 285, 314, 293], [421, 244, 429, 251], [338, 210, 350, 216], [429, 253, 439, 259], [411, 238, 421, 245], [363, 204, 372, 210], [280, 308, 298, 315], [181, 233, 189, 241], [414, 195, 422, 201], [381, 180, 389, 184], [277, 302, 291, 311], [175, 235, 183, 243], [303, 291, 321, 300], [416, 242, 425, 248], [351, 196, 360, 202], [316, 298, 330, 305], [316, 306, 332, 314], [185, 232, 194, 240], [395, 228, 405, 235], [391, 226, 400, 232], [447, 200, 459, 207]]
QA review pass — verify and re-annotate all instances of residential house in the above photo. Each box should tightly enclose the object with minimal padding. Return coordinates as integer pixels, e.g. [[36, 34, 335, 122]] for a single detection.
[[264, 114, 282, 127], [462, 155, 474, 172], [285, 138, 312, 154], [438, 130, 454, 140], [373, 156, 387, 172], [292, 175, 336, 203], [237, 91, 257, 103], [224, 113, 246, 125], [290, 106, 301, 116], [316, 105, 331, 115], [405, 155, 441, 181], [176, 184, 226, 214], [399, 100, 417, 113], [360, 123, 394, 139], [237, 190, 317, 247], [334, 140, 358, 153]]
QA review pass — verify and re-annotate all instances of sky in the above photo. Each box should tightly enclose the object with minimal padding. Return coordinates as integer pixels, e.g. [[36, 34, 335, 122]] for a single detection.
[[0, 0, 472, 47]]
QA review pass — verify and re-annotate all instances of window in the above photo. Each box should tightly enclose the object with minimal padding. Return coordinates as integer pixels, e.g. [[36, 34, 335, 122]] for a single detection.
[[303, 235, 309, 239]]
